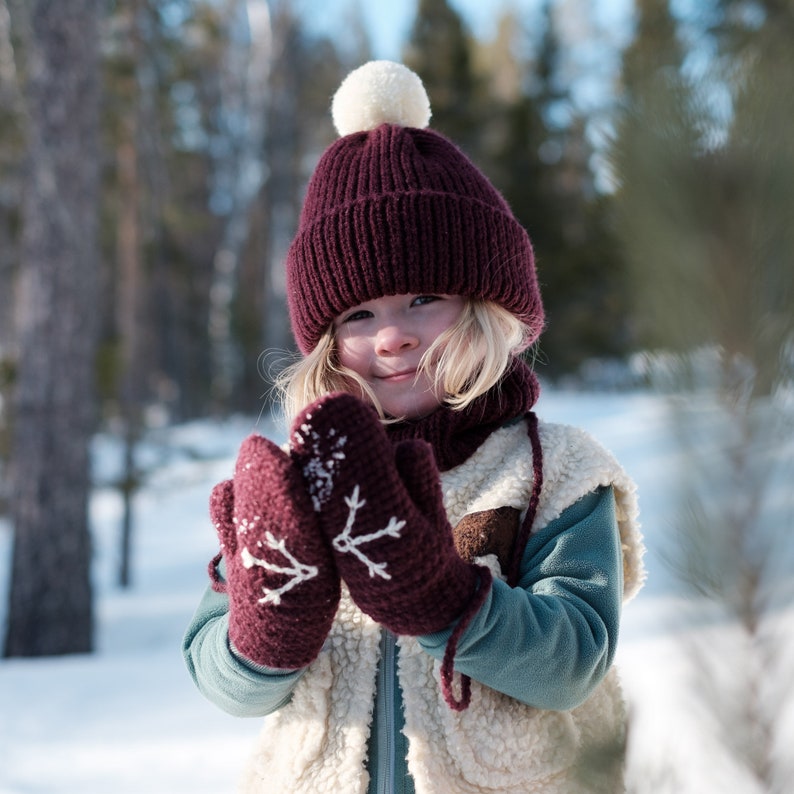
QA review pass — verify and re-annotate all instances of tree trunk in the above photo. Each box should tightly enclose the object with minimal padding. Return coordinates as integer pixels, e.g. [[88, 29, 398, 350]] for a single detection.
[[115, 0, 144, 589], [3, 0, 100, 657]]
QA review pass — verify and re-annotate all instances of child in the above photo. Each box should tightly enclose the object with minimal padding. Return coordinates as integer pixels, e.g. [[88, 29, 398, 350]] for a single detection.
[[183, 61, 645, 794]]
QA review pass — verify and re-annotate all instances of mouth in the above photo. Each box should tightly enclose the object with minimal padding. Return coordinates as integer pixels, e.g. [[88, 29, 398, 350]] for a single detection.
[[376, 369, 417, 383]]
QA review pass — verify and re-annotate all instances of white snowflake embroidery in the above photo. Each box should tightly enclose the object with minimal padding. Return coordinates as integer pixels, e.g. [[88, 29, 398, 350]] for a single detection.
[[332, 485, 405, 580], [240, 530, 318, 605], [234, 515, 259, 534], [293, 421, 347, 511]]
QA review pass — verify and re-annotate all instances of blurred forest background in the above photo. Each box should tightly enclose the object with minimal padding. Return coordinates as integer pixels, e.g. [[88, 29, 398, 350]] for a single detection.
[[0, 0, 792, 695]]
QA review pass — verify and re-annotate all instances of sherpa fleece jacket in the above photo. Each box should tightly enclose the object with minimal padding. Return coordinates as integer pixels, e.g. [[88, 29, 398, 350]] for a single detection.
[[182, 418, 645, 794]]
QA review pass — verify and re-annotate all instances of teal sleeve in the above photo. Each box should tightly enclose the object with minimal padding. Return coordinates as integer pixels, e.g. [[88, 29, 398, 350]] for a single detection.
[[418, 485, 623, 710], [181, 564, 305, 718]]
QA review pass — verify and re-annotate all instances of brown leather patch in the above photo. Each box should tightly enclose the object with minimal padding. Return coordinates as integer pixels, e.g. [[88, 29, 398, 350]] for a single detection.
[[452, 506, 521, 570]]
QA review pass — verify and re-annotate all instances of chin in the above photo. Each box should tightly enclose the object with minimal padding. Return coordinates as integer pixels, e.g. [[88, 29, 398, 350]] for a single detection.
[[377, 384, 444, 421], [385, 402, 442, 421]]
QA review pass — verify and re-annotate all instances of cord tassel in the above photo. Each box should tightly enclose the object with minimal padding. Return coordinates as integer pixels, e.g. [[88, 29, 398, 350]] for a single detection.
[[439, 565, 493, 710]]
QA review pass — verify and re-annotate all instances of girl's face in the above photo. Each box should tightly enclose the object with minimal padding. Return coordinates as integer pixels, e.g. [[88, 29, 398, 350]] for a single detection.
[[333, 293, 466, 419]]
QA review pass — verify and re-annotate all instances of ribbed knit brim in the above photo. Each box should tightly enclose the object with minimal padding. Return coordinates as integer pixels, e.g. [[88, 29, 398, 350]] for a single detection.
[[286, 123, 542, 354]]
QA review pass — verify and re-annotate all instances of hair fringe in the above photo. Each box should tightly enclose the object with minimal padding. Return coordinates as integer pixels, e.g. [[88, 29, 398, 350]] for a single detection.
[[273, 299, 537, 423]]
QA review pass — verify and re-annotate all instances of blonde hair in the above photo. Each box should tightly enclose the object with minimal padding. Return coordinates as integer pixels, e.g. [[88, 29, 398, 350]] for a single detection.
[[274, 299, 536, 422]]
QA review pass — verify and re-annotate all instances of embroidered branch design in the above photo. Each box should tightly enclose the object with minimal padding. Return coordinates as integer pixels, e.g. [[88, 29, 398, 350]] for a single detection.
[[240, 528, 318, 605], [332, 485, 405, 579]]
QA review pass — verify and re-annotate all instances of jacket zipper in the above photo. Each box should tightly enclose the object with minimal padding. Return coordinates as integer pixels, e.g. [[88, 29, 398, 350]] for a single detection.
[[377, 629, 397, 794]]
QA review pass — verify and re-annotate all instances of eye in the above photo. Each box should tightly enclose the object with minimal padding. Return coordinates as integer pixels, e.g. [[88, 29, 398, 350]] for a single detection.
[[340, 309, 373, 324], [411, 295, 441, 307]]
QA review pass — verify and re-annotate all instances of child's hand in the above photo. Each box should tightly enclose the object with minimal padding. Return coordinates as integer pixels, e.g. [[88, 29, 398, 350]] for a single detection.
[[210, 434, 340, 669], [289, 393, 490, 637]]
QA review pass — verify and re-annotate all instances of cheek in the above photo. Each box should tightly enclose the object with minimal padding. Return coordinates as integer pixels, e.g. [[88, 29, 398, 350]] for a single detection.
[[428, 299, 466, 339], [426, 311, 464, 351], [336, 336, 369, 376]]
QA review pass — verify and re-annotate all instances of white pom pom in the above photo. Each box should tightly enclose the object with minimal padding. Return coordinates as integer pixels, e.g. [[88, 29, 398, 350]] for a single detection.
[[331, 60, 431, 137]]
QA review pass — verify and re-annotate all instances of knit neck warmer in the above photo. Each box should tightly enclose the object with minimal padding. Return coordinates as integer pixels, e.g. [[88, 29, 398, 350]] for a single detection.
[[386, 358, 540, 471]]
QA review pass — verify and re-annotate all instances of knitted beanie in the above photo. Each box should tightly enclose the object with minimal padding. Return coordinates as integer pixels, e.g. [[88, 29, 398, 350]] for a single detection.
[[286, 60, 543, 355]]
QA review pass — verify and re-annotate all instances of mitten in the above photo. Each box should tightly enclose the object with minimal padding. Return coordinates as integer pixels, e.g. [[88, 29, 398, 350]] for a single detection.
[[289, 393, 490, 637], [209, 434, 340, 669]]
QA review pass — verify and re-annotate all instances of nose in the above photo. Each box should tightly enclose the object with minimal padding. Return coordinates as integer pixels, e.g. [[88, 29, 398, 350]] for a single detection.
[[374, 323, 419, 356]]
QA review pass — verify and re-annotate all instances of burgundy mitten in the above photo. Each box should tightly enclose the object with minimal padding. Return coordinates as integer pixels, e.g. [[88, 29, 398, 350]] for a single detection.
[[209, 434, 340, 669], [289, 393, 490, 637]]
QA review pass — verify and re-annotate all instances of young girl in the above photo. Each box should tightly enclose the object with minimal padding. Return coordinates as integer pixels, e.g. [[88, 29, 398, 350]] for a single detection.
[[183, 61, 645, 794]]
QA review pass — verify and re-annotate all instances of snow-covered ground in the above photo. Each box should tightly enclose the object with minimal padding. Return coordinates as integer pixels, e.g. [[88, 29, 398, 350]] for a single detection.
[[0, 390, 791, 793]]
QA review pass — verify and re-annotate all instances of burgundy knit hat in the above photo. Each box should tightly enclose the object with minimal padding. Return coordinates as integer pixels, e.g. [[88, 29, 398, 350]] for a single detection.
[[286, 61, 543, 355]]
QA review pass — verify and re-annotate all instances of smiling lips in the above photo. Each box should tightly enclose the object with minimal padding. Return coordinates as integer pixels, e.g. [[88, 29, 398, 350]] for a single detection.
[[377, 369, 417, 382]]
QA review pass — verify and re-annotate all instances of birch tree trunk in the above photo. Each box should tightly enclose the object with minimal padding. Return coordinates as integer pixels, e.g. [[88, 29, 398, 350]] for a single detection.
[[3, 0, 100, 656]]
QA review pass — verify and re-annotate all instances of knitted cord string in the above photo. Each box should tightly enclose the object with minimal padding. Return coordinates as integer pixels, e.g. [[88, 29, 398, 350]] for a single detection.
[[507, 411, 544, 588], [439, 564, 493, 710]]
